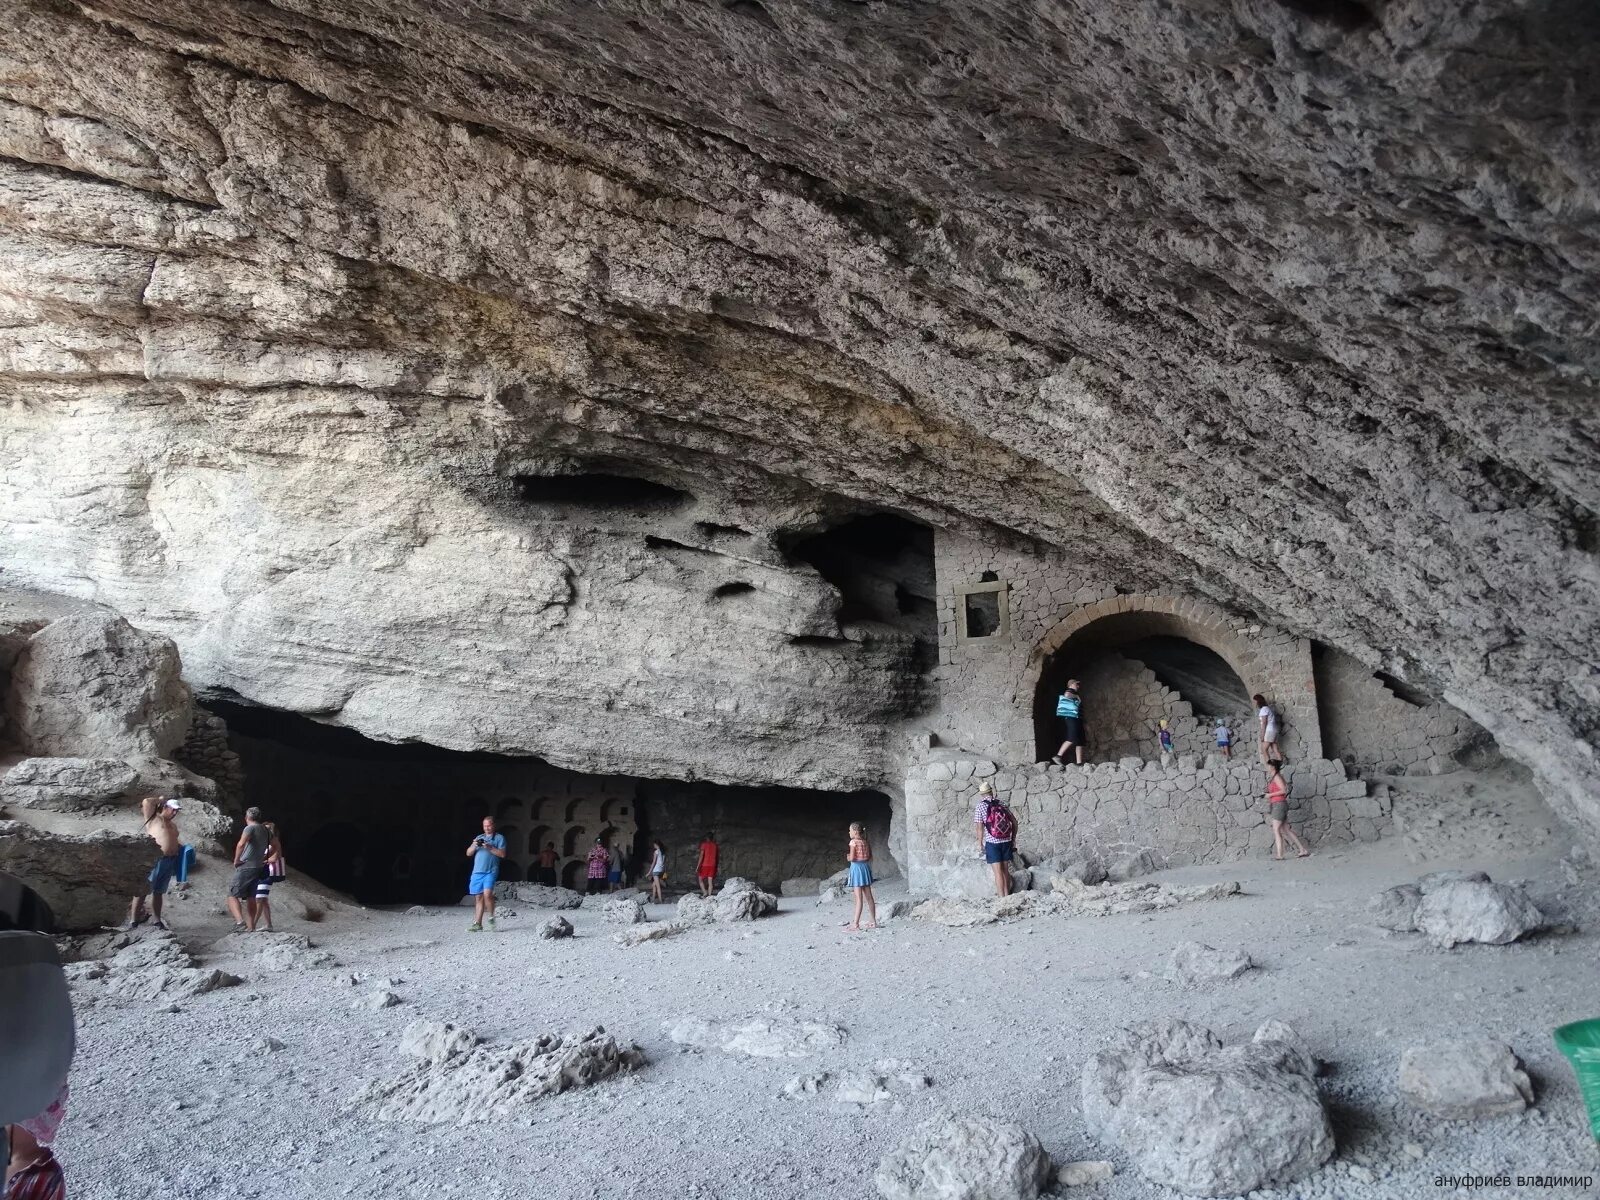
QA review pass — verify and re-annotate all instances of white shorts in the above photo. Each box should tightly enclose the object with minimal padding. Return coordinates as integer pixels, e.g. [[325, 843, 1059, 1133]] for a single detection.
[[1263, 726, 1279, 743]]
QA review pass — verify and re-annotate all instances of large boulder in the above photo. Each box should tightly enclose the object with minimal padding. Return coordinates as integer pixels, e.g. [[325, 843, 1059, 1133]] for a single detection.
[[601, 894, 647, 925], [1398, 1038, 1533, 1119], [0, 821, 153, 930], [1168, 942, 1254, 985], [874, 1113, 1052, 1200], [0, 757, 140, 811], [1414, 879, 1544, 948], [1082, 1019, 1333, 1197], [1369, 884, 1423, 932], [4, 612, 191, 759], [678, 878, 778, 924], [66, 930, 243, 1001]]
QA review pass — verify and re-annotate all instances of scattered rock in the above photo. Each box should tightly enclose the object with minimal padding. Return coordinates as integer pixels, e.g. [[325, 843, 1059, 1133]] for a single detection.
[[403, 905, 430, 916], [883, 899, 917, 921], [1046, 857, 1107, 889], [69, 932, 243, 1001], [1398, 1037, 1533, 1119], [780, 877, 822, 897], [602, 895, 648, 926], [1168, 941, 1254, 985], [913, 879, 1240, 927], [663, 1014, 846, 1058], [1369, 884, 1423, 932], [538, 916, 574, 940], [874, 1112, 1052, 1200], [399, 1020, 480, 1065], [218, 931, 336, 971], [354, 1027, 644, 1124], [256, 1037, 286, 1054], [780, 1072, 830, 1099], [678, 878, 778, 924], [833, 1060, 932, 1106], [614, 921, 688, 947], [1415, 879, 1544, 948], [910, 897, 999, 927], [1056, 1160, 1114, 1187], [1105, 849, 1156, 882], [494, 882, 584, 909], [835, 1072, 892, 1106], [1252, 1020, 1322, 1078], [1082, 1018, 1333, 1196], [357, 989, 401, 1011], [817, 885, 846, 905]]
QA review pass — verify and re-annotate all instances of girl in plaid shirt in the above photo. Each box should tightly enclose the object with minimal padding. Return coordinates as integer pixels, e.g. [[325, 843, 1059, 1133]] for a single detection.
[[844, 822, 878, 932]]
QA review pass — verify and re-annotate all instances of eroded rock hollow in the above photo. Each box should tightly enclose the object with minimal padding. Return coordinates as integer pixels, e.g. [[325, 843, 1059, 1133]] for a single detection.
[[0, 1, 1595, 848]]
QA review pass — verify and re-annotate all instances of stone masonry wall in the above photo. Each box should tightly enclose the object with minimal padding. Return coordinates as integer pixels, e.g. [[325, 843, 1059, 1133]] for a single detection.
[[172, 705, 246, 811], [932, 533, 1320, 765], [903, 752, 1389, 893], [1315, 647, 1497, 778], [1077, 653, 1253, 763]]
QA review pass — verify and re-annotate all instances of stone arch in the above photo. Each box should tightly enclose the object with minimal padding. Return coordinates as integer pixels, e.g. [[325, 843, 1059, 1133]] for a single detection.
[[560, 860, 586, 891], [600, 797, 630, 823], [562, 824, 587, 857], [527, 824, 554, 857], [1026, 596, 1265, 762], [495, 797, 524, 822]]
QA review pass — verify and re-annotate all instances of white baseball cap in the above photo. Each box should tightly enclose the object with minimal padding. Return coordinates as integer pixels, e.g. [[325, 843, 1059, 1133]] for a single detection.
[[164, 798, 181, 810]]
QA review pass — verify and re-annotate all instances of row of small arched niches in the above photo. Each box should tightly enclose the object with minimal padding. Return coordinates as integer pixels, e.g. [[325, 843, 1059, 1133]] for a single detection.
[[493, 822, 639, 859], [481, 797, 636, 825]]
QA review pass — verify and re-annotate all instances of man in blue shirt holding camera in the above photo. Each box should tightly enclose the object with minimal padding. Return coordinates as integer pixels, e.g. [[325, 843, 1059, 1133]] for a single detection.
[[464, 816, 507, 933]]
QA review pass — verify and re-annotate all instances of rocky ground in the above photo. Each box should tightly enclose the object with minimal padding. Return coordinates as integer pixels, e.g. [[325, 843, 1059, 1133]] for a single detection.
[[54, 831, 1597, 1200]]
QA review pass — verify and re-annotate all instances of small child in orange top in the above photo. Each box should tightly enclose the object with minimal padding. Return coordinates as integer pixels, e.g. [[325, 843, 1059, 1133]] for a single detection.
[[845, 822, 877, 932]]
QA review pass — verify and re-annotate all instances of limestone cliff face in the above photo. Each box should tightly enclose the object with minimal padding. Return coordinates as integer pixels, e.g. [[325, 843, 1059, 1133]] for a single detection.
[[0, 3, 1596, 833]]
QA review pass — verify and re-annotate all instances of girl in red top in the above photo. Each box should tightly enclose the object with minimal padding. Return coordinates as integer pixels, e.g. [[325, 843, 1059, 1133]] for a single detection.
[[844, 822, 878, 932], [1265, 760, 1310, 860], [696, 832, 719, 896]]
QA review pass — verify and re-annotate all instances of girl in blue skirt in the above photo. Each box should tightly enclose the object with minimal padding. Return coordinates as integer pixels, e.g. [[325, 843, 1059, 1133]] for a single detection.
[[845, 822, 878, 931]]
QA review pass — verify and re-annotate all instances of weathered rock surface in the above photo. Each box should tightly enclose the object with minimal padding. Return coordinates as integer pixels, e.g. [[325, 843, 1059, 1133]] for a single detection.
[[913, 879, 1240, 927], [614, 921, 687, 947], [601, 895, 647, 926], [0, 3, 1595, 842], [67, 931, 242, 1002], [4, 612, 191, 760], [1398, 1038, 1534, 1119], [677, 878, 779, 924], [537, 916, 574, 940], [354, 1026, 644, 1124], [1369, 884, 1424, 932], [780, 878, 822, 898], [663, 1015, 846, 1059], [216, 931, 337, 971], [1082, 1019, 1334, 1196], [1168, 942, 1254, 985], [1415, 879, 1545, 948], [495, 882, 584, 910], [873, 1113, 1051, 1200], [0, 757, 140, 811]]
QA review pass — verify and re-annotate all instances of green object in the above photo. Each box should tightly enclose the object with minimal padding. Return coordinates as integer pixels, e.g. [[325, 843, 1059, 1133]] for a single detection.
[[1554, 1019, 1600, 1139]]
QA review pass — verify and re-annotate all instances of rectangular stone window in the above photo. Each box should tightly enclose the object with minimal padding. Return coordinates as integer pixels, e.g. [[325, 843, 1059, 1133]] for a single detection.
[[957, 580, 1009, 640]]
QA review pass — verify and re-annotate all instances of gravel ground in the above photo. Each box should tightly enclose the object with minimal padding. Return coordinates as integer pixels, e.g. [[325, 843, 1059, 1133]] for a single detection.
[[55, 835, 1599, 1200]]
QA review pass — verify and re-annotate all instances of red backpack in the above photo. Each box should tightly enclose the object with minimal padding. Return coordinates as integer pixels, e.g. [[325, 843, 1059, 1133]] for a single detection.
[[983, 798, 1017, 842]]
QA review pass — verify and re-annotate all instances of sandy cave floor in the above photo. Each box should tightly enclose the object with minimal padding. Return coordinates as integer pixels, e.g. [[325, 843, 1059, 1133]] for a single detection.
[[54, 835, 1600, 1200]]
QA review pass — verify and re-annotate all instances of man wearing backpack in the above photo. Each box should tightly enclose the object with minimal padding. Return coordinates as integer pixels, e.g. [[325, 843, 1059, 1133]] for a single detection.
[[973, 780, 1019, 897]]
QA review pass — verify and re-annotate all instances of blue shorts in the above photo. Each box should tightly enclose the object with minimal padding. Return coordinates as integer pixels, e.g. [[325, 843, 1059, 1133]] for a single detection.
[[608, 869, 622, 884], [468, 870, 498, 896], [848, 861, 873, 888], [984, 840, 1014, 864], [148, 854, 181, 895]]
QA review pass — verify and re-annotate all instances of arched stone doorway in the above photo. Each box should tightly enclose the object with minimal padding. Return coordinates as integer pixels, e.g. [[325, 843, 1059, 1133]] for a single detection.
[[1028, 598, 1271, 763]]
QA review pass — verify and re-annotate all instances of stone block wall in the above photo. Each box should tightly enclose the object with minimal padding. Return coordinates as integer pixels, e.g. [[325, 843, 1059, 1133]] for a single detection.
[[932, 533, 1320, 764], [172, 706, 246, 810], [1314, 646, 1496, 777], [903, 753, 1389, 892], [1076, 653, 1253, 763]]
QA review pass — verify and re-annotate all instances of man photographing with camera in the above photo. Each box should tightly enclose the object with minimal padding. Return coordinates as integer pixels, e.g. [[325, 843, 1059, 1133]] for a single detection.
[[464, 816, 507, 933]]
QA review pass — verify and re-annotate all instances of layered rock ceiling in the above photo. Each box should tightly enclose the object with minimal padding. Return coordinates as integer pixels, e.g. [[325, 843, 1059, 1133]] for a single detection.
[[0, 2, 1595, 837]]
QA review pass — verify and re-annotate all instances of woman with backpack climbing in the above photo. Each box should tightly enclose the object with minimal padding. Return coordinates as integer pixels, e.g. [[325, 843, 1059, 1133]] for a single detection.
[[973, 780, 1019, 897], [1052, 678, 1086, 765]]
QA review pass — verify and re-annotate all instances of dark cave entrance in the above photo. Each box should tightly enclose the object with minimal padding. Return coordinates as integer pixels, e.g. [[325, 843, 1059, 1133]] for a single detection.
[[212, 701, 896, 905], [1034, 616, 1255, 763], [782, 512, 936, 640]]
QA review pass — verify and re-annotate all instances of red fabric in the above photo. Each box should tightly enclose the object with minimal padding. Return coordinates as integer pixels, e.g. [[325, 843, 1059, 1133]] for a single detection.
[[1266, 775, 1289, 805], [696, 841, 719, 877], [5, 1151, 64, 1200]]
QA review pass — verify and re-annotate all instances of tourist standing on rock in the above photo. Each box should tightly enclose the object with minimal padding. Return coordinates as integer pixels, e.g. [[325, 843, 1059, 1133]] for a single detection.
[[844, 822, 878, 932], [535, 841, 559, 887], [1051, 678, 1086, 765], [696, 832, 720, 896], [1215, 719, 1234, 758], [586, 837, 611, 896], [647, 840, 667, 903], [127, 795, 182, 931], [1265, 760, 1310, 861], [974, 780, 1018, 897], [1157, 718, 1176, 760], [227, 808, 279, 933], [464, 816, 506, 933], [1254, 694, 1282, 763]]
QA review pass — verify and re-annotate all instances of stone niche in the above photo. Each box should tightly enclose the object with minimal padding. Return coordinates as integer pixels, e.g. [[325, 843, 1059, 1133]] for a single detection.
[[215, 701, 893, 904]]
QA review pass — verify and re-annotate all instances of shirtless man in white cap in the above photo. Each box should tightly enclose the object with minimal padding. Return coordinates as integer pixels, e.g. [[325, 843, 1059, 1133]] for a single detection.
[[126, 794, 182, 930]]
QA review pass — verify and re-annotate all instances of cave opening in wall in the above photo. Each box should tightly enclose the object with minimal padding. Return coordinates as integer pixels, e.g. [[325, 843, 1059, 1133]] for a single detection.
[[1034, 612, 1255, 763], [782, 512, 936, 643], [209, 700, 896, 905]]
